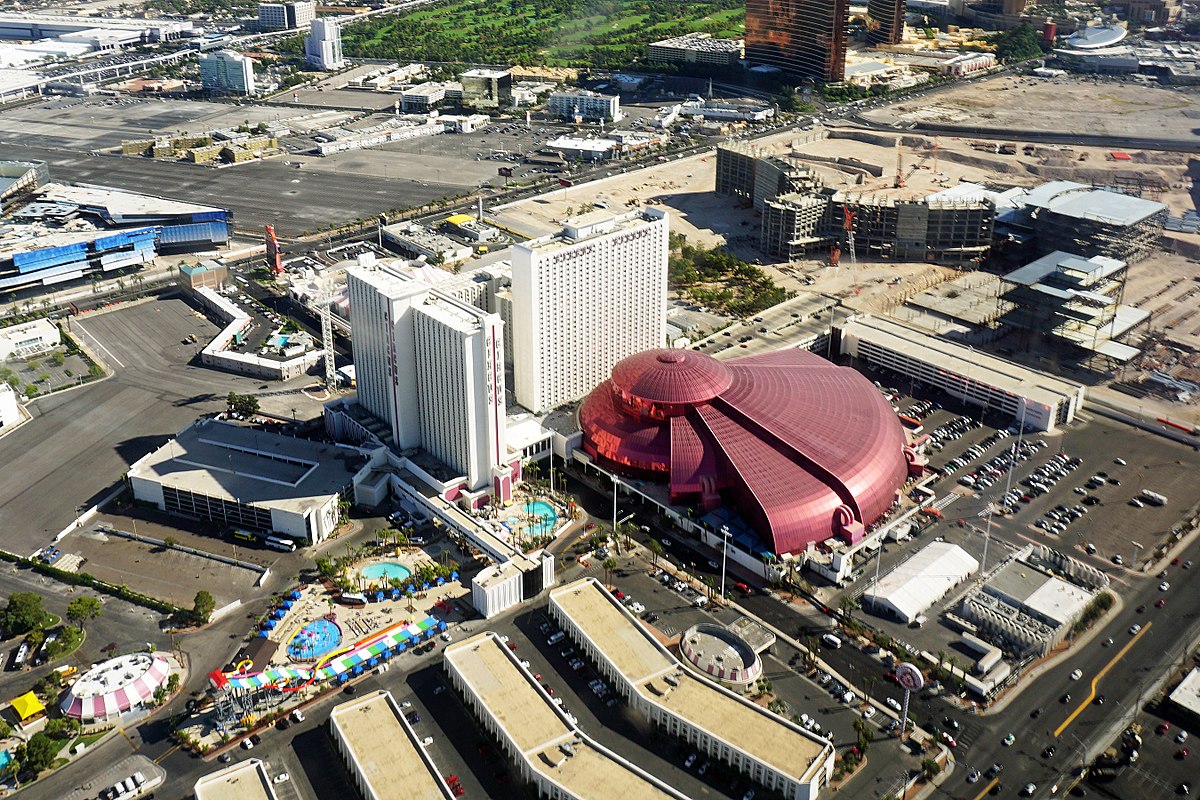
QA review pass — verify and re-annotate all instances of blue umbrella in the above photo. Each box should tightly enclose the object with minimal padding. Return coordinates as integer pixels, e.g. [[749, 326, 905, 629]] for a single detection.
[[369, 657, 379, 667], [406, 585, 415, 594], [390, 588, 400, 600], [258, 631, 269, 638], [290, 590, 301, 600], [421, 582, 430, 591], [438, 621, 448, 631], [396, 643, 406, 652], [282, 600, 294, 609], [450, 571, 459, 581], [374, 591, 384, 603], [435, 577, 445, 586]]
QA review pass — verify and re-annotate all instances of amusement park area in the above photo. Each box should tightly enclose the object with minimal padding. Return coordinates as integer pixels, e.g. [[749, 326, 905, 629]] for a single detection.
[[177, 539, 472, 754]]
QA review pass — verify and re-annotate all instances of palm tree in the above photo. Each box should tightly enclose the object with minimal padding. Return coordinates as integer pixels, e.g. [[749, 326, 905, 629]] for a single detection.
[[601, 557, 618, 587], [863, 675, 877, 701], [937, 650, 947, 669], [647, 538, 663, 565]]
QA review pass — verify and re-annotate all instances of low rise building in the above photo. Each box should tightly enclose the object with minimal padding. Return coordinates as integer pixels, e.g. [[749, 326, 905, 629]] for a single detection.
[[960, 544, 1109, 657], [194, 759, 278, 800], [382, 223, 473, 264], [544, 136, 616, 161], [0, 317, 59, 360], [128, 418, 367, 544], [443, 632, 690, 800], [863, 541, 979, 624], [549, 578, 835, 800], [1168, 668, 1200, 727], [680, 98, 774, 122], [400, 81, 459, 112], [329, 690, 455, 800]]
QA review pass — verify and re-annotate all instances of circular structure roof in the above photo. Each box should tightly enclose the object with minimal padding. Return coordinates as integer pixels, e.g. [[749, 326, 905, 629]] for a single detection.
[[1065, 24, 1127, 49], [679, 623, 761, 687], [60, 652, 172, 723], [610, 348, 733, 407], [580, 347, 910, 554]]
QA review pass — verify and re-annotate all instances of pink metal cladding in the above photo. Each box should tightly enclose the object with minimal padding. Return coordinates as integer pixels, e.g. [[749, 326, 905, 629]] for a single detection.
[[579, 348, 909, 554]]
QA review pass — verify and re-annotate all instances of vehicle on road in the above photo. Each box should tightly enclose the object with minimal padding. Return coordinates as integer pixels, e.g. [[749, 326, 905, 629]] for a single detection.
[[1004, 733, 1016, 746], [1160, 581, 1171, 591], [1130, 624, 1142, 635], [684, 753, 697, 768], [862, 706, 876, 719], [1023, 783, 1037, 796], [1061, 693, 1072, 703], [1070, 669, 1083, 680], [987, 763, 1004, 778], [1179, 731, 1190, 744]]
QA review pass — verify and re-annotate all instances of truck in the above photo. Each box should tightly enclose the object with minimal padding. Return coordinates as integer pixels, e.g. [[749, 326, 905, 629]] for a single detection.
[[1140, 490, 1168, 506]]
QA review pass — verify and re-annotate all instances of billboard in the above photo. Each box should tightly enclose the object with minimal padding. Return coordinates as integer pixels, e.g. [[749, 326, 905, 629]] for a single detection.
[[265, 224, 282, 274]]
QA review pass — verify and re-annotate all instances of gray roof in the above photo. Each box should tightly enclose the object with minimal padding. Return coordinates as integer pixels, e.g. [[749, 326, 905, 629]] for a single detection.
[[1021, 181, 1165, 226], [129, 419, 368, 514], [1002, 250, 1126, 289]]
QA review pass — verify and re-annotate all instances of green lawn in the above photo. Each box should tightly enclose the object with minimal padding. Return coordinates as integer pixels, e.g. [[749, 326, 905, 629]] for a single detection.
[[340, 0, 744, 68]]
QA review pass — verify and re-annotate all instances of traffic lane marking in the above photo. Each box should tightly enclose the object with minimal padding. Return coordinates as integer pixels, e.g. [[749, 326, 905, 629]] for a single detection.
[[1054, 621, 1151, 738], [970, 776, 999, 800]]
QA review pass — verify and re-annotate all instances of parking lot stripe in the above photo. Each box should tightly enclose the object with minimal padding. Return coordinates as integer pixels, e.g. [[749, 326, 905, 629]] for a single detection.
[[1054, 621, 1152, 738], [73, 319, 125, 369], [970, 776, 999, 800]]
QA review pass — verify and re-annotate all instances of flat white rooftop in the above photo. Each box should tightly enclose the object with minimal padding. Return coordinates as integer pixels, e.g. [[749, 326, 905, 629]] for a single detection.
[[551, 579, 829, 782], [443, 633, 683, 800], [128, 418, 367, 515], [329, 690, 452, 800], [193, 759, 277, 800]]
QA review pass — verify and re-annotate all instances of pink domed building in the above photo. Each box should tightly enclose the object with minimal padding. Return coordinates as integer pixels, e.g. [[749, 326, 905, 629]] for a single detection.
[[579, 348, 921, 555]]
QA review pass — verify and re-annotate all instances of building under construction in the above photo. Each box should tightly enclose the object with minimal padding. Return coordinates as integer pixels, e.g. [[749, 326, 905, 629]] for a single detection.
[[997, 250, 1148, 367], [1019, 181, 1166, 264], [760, 189, 995, 266], [714, 142, 823, 211]]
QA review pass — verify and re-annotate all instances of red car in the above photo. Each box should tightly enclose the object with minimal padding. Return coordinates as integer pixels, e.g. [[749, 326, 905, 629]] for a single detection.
[[1178, 747, 1191, 759], [1158, 723, 1171, 735], [1156, 598, 1167, 608], [1172, 557, 1181, 566]]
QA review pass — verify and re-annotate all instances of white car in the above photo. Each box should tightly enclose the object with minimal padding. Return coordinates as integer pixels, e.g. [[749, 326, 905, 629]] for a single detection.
[[1129, 624, 1142, 635], [441, 631, 452, 642], [968, 770, 981, 784], [1070, 669, 1083, 681], [862, 706, 876, 719], [1023, 783, 1037, 797], [1160, 581, 1170, 592], [1178, 731, 1190, 744], [273, 773, 290, 785]]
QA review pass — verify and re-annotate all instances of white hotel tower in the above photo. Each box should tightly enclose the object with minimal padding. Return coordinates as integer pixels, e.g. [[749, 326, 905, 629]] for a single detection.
[[347, 261, 512, 501], [512, 207, 669, 413]]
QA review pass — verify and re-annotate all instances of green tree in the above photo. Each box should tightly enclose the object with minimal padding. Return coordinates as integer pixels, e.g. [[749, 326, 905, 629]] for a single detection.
[[647, 538, 663, 565], [44, 717, 81, 739], [602, 557, 618, 587], [1, 592, 50, 635], [192, 589, 216, 623], [162, 535, 179, 550], [15, 732, 57, 775], [167, 673, 181, 694], [50, 352, 65, 367], [991, 22, 1045, 62], [921, 757, 942, 781], [226, 391, 261, 417], [66, 595, 102, 631], [88, 362, 104, 378]]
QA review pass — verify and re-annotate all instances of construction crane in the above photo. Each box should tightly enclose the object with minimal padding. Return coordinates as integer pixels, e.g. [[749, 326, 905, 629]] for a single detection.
[[843, 206, 861, 295], [895, 139, 904, 188]]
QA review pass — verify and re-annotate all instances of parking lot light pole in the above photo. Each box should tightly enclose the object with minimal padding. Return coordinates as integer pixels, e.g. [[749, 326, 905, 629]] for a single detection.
[[1131, 540, 1143, 568], [719, 526, 730, 599]]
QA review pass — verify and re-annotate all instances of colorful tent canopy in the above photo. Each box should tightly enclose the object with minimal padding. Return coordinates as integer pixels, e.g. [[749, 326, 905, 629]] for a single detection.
[[11, 691, 45, 721]]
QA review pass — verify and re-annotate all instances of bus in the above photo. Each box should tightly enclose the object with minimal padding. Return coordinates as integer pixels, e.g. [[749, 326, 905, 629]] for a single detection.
[[231, 530, 259, 543], [265, 536, 296, 552]]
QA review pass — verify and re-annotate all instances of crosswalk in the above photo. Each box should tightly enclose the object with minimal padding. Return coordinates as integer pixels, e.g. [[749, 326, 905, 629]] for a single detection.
[[932, 493, 961, 512]]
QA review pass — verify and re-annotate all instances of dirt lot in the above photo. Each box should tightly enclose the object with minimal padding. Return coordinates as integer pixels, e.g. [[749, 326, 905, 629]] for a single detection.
[[863, 73, 1200, 143]]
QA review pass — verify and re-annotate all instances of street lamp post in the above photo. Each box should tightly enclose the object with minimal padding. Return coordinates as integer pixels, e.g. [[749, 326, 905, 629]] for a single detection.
[[1131, 540, 1143, 568], [719, 525, 730, 599]]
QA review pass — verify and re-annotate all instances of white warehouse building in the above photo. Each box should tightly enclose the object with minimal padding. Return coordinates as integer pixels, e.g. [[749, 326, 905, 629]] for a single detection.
[[863, 541, 979, 624], [549, 578, 836, 800], [512, 208, 669, 413], [127, 418, 367, 544]]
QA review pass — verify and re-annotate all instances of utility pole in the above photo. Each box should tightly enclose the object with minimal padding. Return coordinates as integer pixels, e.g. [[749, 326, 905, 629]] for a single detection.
[[719, 526, 730, 599]]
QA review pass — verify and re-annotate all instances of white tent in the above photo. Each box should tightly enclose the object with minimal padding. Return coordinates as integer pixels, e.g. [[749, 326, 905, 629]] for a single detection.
[[864, 541, 979, 623]]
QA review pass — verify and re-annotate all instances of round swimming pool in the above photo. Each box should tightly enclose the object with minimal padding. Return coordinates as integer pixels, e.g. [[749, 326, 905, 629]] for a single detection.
[[360, 561, 413, 584], [287, 618, 342, 661]]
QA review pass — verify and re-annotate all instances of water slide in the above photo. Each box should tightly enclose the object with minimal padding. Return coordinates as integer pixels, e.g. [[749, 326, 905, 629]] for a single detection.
[[212, 615, 444, 692]]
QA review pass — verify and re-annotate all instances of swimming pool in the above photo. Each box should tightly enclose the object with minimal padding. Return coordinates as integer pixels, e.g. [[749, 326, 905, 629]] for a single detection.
[[287, 618, 342, 661], [511, 500, 558, 537], [360, 561, 413, 584], [0, 750, 10, 770], [268, 334, 291, 348]]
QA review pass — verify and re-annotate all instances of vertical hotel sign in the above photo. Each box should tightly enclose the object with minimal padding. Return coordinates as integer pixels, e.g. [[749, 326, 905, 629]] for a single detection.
[[265, 224, 282, 274]]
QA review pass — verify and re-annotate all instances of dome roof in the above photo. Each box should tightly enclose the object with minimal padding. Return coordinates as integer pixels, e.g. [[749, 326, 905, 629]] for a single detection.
[[609, 349, 733, 407], [580, 347, 910, 555]]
